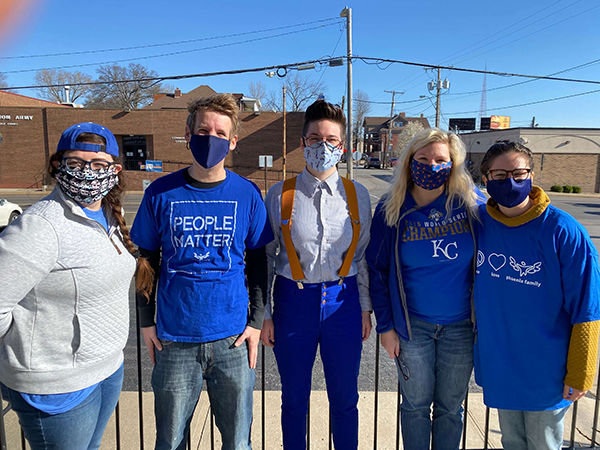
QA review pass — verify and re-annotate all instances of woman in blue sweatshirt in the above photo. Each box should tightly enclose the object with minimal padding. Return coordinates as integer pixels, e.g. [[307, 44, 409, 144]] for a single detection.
[[366, 127, 483, 450], [474, 141, 600, 449]]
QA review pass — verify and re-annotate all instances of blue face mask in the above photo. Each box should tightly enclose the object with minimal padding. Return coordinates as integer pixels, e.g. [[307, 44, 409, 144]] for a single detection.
[[189, 135, 230, 169], [486, 178, 532, 208], [410, 159, 452, 190]]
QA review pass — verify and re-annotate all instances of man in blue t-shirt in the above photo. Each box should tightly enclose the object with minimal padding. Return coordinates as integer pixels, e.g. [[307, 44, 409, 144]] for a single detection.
[[130, 93, 273, 450]]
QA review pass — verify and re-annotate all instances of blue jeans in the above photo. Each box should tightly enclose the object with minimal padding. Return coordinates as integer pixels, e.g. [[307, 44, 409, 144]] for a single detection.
[[2, 364, 123, 450], [273, 276, 363, 450], [398, 315, 474, 450], [498, 407, 569, 450], [152, 336, 254, 450]]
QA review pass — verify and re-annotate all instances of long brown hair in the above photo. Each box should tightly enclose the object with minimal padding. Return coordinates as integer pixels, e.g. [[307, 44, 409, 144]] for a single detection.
[[49, 133, 155, 299]]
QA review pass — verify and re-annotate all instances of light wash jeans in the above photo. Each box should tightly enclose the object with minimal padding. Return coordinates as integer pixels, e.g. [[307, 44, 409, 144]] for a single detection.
[[152, 337, 254, 450], [398, 315, 474, 450], [2, 365, 123, 450], [498, 407, 569, 450]]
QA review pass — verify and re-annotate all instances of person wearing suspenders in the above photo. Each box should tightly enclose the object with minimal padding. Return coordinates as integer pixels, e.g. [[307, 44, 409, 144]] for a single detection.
[[260, 100, 372, 450]]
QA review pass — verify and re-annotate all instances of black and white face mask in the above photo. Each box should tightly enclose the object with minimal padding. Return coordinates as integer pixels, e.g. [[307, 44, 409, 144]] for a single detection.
[[55, 163, 118, 204]]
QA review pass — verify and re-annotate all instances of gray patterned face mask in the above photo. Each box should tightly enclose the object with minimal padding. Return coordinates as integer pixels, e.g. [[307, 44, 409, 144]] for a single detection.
[[55, 163, 118, 204]]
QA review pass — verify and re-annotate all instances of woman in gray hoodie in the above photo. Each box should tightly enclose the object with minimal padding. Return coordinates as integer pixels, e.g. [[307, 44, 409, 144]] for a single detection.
[[0, 123, 153, 450]]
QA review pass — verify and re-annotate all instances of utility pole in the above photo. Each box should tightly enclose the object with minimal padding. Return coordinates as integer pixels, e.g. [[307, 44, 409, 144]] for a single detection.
[[341, 6, 353, 180], [383, 90, 403, 168], [435, 67, 441, 128], [282, 86, 287, 180]]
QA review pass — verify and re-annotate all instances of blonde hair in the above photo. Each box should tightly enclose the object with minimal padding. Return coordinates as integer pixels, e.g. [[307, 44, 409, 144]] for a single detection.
[[383, 127, 481, 227], [186, 93, 239, 139]]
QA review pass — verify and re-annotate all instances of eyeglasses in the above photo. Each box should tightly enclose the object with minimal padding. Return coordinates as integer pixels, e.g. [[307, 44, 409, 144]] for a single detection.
[[63, 157, 115, 172], [303, 136, 343, 148], [395, 351, 410, 381], [486, 168, 532, 181]]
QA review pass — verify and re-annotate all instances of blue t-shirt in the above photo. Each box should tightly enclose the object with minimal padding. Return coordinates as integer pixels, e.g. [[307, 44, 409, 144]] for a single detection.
[[130, 169, 273, 343], [474, 203, 600, 411], [83, 206, 109, 232], [399, 192, 475, 324]]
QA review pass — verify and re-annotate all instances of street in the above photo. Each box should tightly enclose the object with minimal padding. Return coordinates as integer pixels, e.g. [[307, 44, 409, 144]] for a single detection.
[[2, 167, 600, 393]]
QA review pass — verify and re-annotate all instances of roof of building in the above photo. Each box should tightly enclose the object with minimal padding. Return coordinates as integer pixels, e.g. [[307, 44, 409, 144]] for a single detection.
[[0, 90, 71, 108], [144, 85, 217, 110]]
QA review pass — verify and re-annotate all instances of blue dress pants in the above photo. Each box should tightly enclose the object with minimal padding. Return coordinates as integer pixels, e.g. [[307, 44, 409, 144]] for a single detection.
[[273, 275, 363, 450]]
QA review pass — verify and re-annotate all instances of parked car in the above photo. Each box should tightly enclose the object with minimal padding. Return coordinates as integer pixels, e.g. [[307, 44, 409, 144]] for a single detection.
[[0, 199, 22, 227], [388, 157, 398, 167], [364, 157, 381, 169]]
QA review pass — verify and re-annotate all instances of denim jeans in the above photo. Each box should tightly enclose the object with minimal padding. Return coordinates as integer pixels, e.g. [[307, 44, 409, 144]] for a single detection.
[[273, 276, 363, 450], [397, 315, 474, 450], [498, 407, 569, 450], [152, 336, 254, 450], [2, 364, 123, 450]]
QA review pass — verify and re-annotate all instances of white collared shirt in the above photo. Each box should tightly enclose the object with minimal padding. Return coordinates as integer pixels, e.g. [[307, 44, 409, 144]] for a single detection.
[[264, 167, 372, 319]]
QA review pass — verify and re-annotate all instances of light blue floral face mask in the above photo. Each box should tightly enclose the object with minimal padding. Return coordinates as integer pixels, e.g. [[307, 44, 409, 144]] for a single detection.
[[303, 141, 343, 172]]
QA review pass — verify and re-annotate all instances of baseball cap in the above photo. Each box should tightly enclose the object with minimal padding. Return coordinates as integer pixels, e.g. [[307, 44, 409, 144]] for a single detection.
[[56, 123, 119, 157]]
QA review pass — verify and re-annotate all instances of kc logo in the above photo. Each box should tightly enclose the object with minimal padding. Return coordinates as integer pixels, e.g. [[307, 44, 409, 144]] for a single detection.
[[432, 239, 458, 260]]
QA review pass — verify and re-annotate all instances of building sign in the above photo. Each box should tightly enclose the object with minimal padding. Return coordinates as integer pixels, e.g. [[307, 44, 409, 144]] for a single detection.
[[172, 136, 187, 143], [490, 115, 511, 129], [0, 114, 34, 126], [145, 160, 163, 172]]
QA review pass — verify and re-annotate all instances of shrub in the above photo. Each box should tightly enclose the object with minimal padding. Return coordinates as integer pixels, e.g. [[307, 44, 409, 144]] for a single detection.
[[572, 186, 582, 193], [550, 185, 562, 192], [562, 185, 573, 193]]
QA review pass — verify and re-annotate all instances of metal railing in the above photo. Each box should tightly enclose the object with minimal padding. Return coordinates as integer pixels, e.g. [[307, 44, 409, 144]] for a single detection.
[[1, 307, 599, 449]]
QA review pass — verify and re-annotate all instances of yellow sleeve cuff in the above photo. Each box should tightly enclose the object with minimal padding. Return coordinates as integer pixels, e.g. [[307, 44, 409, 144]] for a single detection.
[[564, 321, 600, 391]]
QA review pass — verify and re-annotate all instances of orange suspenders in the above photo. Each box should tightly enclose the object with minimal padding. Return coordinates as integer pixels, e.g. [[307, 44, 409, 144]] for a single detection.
[[280, 176, 361, 288]]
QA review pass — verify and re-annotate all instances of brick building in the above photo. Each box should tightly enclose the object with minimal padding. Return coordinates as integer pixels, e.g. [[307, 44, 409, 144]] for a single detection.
[[460, 128, 600, 193], [0, 91, 304, 190], [363, 113, 430, 155]]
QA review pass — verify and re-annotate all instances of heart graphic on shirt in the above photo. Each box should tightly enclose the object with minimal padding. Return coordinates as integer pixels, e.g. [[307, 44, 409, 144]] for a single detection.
[[488, 253, 506, 271]]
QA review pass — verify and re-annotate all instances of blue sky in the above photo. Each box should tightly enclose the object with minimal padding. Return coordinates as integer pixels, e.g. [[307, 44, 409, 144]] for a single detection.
[[1, 0, 598, 129]]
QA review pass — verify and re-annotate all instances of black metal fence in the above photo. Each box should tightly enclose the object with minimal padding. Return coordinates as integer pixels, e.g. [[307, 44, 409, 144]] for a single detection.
[[1, 307, 599, 449]]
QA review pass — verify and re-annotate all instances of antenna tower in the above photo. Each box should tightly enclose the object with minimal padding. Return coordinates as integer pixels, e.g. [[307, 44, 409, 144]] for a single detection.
[[478, 62, 487, 130]]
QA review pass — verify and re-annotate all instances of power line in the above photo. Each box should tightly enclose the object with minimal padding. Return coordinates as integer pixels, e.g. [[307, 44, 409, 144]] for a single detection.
[[445, 88, 600, 115], [3, 55, 600, 93], [0, 18, 342, 60], [454, 3, 600, 66], [2, 23, 342, 74], [372, 0, 569, 99], [354, 56, 600, 86]]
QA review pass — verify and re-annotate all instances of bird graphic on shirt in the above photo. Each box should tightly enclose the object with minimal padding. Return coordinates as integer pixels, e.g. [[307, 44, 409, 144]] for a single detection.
[[509, 256, 542, 277], [194, 252, 210, 262]]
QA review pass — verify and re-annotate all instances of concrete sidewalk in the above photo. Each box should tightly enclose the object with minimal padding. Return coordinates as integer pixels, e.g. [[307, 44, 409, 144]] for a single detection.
[[2, 390, 597, 449]]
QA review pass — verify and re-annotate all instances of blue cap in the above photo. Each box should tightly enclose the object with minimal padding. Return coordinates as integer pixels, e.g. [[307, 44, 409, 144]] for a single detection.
[[56, 123, 119, 157]]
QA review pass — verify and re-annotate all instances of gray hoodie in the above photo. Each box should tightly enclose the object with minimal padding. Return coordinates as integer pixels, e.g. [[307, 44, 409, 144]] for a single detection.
[[0, 186, 135, 394]]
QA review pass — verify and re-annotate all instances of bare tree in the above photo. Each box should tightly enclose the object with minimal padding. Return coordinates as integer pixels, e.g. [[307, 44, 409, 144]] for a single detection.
[[248, 81, 267, 109], [0, 72, 8, 88], [353, 89, 371, 141], [34, 69, 92, 103], [264, 72, 326, 112], [86, 63, 164, 110], [394, 121, 425, 155]]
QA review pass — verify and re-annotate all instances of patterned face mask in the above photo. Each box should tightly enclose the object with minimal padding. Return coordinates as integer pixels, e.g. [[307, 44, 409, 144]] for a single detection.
[[410, 159, 453, 190], [55, 163, 118, 204], [303, 141, 343, 172]]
